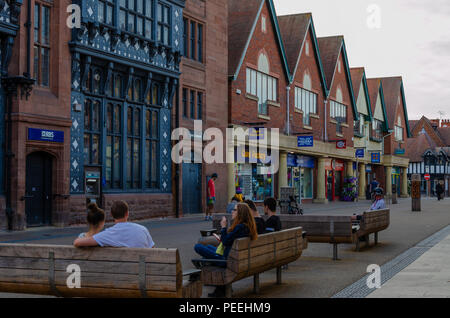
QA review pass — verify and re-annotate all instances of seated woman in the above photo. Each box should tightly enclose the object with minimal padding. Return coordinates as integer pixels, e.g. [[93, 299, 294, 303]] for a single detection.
[[193, 203, 258, 297], [78, 203, 106, 239]]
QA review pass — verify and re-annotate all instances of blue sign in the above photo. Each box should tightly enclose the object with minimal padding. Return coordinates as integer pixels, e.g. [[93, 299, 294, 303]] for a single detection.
[[395, 148, 406, 155], [297, 136, 314, 147], [371, 152, 381, 164], [28, 128, 64, 143], [287, 154, 315, 168], [355, 149, 365, 158]]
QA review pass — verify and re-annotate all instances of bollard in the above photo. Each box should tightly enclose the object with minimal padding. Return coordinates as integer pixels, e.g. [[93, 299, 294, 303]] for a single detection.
[[411, 174, 421, 212]]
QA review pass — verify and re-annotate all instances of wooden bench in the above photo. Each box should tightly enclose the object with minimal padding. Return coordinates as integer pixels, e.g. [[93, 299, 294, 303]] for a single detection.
[[0, 244, 202, 298], [193, 227, 306, 298], [210, 209, 390, 260]]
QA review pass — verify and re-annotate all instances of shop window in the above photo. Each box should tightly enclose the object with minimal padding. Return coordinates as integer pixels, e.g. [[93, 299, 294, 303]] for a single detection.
[[34, 2, 51, 87], [354, 113, 365, 136]]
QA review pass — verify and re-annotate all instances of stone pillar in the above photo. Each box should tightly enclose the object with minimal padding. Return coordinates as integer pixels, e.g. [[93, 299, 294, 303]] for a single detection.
[[227, 145, 236, 201], [346, 161, 354, 178], [401, 167, 409, 198], [278, 152, 288, 194], [358, 163, 366, 200], [385, 166, 393, 200], [314, 157, 328, 204]]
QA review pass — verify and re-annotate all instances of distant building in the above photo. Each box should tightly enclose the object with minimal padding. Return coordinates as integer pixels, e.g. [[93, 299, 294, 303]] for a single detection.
[[407, 116, 450, 197]]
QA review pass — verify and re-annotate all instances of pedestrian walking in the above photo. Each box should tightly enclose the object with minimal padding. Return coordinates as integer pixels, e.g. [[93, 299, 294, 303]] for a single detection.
[[436, 181, 444, 201], [206, 173, 218, 221]]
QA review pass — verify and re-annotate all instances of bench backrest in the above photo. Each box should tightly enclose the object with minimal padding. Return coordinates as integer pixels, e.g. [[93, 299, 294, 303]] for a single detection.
[[226, 227, 304, 282], [0, 244, 183, 298], [360, 209, 390, 233], [212, 214, 353, 243]]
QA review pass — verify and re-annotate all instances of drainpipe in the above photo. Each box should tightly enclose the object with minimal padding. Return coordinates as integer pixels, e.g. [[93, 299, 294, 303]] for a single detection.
[[286, 86, 290, 135], [324, 99, 328, 142]]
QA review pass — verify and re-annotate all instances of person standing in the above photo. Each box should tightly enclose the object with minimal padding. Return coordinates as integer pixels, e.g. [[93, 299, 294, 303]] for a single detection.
[[436, 181, 444, 201], [206, 173, 218, 221]]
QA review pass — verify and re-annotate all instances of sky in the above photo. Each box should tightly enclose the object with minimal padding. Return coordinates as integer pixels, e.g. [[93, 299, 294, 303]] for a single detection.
[[273, 0, 450, 120]]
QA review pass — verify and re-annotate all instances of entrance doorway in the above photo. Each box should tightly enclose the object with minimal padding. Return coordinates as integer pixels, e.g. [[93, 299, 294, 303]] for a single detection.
[[25, 152, 53, 227], [182, 162, 202, 214]]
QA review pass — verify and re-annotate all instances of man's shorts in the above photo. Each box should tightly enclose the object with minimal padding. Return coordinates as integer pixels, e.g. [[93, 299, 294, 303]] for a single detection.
[[207, 197, 216, 206]]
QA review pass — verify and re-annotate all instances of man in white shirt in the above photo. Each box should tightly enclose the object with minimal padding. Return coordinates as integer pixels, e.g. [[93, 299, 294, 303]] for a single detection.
[[370, 188, 386, 210], [74, 201, 155, 248]]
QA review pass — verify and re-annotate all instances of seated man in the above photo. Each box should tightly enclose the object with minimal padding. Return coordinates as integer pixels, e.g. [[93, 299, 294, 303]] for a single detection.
[[244, 199, 266, 234], [73, 200, 155, 248], [263, 197, 281, 233], [370, 188, 386, 210]]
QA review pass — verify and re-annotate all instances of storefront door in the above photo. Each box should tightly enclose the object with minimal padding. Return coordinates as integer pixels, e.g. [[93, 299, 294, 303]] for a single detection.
[[327, 171, 334, 201], [182, 163, 202, 214], [25, 152, 53, 227]]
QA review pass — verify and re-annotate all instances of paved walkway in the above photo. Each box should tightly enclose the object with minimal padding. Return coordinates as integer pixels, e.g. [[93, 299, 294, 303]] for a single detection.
[[367, 231, 450, 298], [0, 197, 449, 298]]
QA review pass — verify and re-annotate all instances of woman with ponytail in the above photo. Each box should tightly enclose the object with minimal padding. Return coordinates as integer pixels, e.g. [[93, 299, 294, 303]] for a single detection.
[[78, 203, 106, 239]]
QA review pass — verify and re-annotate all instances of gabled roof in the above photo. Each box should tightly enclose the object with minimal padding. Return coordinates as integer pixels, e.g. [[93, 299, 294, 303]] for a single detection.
[[437, 127, 450, 146], [277, 13, 327, 94], [406, 132, 438, 162], [228, 0, 290, 81], [376, 77, 412, 138], [350, 67, 373, 121], [366, 78, 390, 131], [317, 36, 357, 119]]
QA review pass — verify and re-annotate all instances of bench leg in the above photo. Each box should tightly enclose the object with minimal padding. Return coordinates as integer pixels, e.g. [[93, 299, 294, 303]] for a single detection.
[[276, 266, 282, 285], [253, 274, 260, 294], [375, 232, 378, 245], [225, 284, 232, 298]]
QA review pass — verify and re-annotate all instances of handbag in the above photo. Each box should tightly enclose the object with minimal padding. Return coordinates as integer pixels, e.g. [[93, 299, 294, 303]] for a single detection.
[[215, 242, 225, 256]]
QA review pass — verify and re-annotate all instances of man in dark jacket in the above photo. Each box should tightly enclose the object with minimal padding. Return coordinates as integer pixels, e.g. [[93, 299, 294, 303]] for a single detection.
[[263, 197, 281, 232]]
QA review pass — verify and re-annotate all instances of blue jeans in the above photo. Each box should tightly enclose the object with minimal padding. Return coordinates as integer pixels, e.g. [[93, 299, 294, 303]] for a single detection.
[[194, 244, 225, 261]]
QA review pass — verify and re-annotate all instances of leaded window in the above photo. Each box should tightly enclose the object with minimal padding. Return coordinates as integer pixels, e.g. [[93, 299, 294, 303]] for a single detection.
[[127, 106, 142, 189], [120, 0, 154, 39], [84, 99, 102, 165], [98, 0, 115, 25], [145, 109, 159, 188], [157, 2, 170, 45], [106, 103, 123, 189], [34, 2, 51, 87]]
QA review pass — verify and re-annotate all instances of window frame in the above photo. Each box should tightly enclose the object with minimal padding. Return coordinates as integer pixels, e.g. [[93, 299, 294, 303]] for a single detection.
[[34, 2, 51, 87], [119, 0, 154, 39]]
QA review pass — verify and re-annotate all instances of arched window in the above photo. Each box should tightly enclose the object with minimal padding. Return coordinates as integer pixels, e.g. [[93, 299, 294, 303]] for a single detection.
[[303, 72, 312, 91], [336, 87, 343, 103], [257, 53, 270, 74]]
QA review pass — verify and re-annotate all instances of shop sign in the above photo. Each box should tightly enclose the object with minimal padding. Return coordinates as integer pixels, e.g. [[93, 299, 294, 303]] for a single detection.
[[249, 128, 265, 140], [297, 136, 314, 147], [236, 146, 270, 164], [325, 159, 344, 171], [287, 154, 315, 168], [366, 165, 372, 172], [28, 128, 64, 143], [355, 149, 365, 158], [371, 152, 381, 164], [336, 140, 347, 149], [395, 148, 406, 155]]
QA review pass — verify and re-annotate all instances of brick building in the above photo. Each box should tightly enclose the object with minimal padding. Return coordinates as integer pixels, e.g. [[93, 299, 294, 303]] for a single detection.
[[407, 116, 450, 197], [177, 0, 229, 216], [2, 0, 186, 230]]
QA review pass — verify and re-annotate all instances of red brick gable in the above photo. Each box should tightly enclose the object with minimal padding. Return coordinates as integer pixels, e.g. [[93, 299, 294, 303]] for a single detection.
[[229, 0, 289, 130]]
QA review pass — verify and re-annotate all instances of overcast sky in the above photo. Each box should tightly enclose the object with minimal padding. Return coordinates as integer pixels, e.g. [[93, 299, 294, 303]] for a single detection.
[[273, 0, 450, 120]]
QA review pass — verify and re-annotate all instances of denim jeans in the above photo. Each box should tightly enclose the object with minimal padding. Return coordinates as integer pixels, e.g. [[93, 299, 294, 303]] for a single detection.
[[194, 244, 227, 266]]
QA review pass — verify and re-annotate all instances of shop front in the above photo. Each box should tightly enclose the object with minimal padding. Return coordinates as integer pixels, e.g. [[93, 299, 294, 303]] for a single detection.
[[324, 159, 345, 201], [287, 154, 315, 203], [234, 147, 274, 202]]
